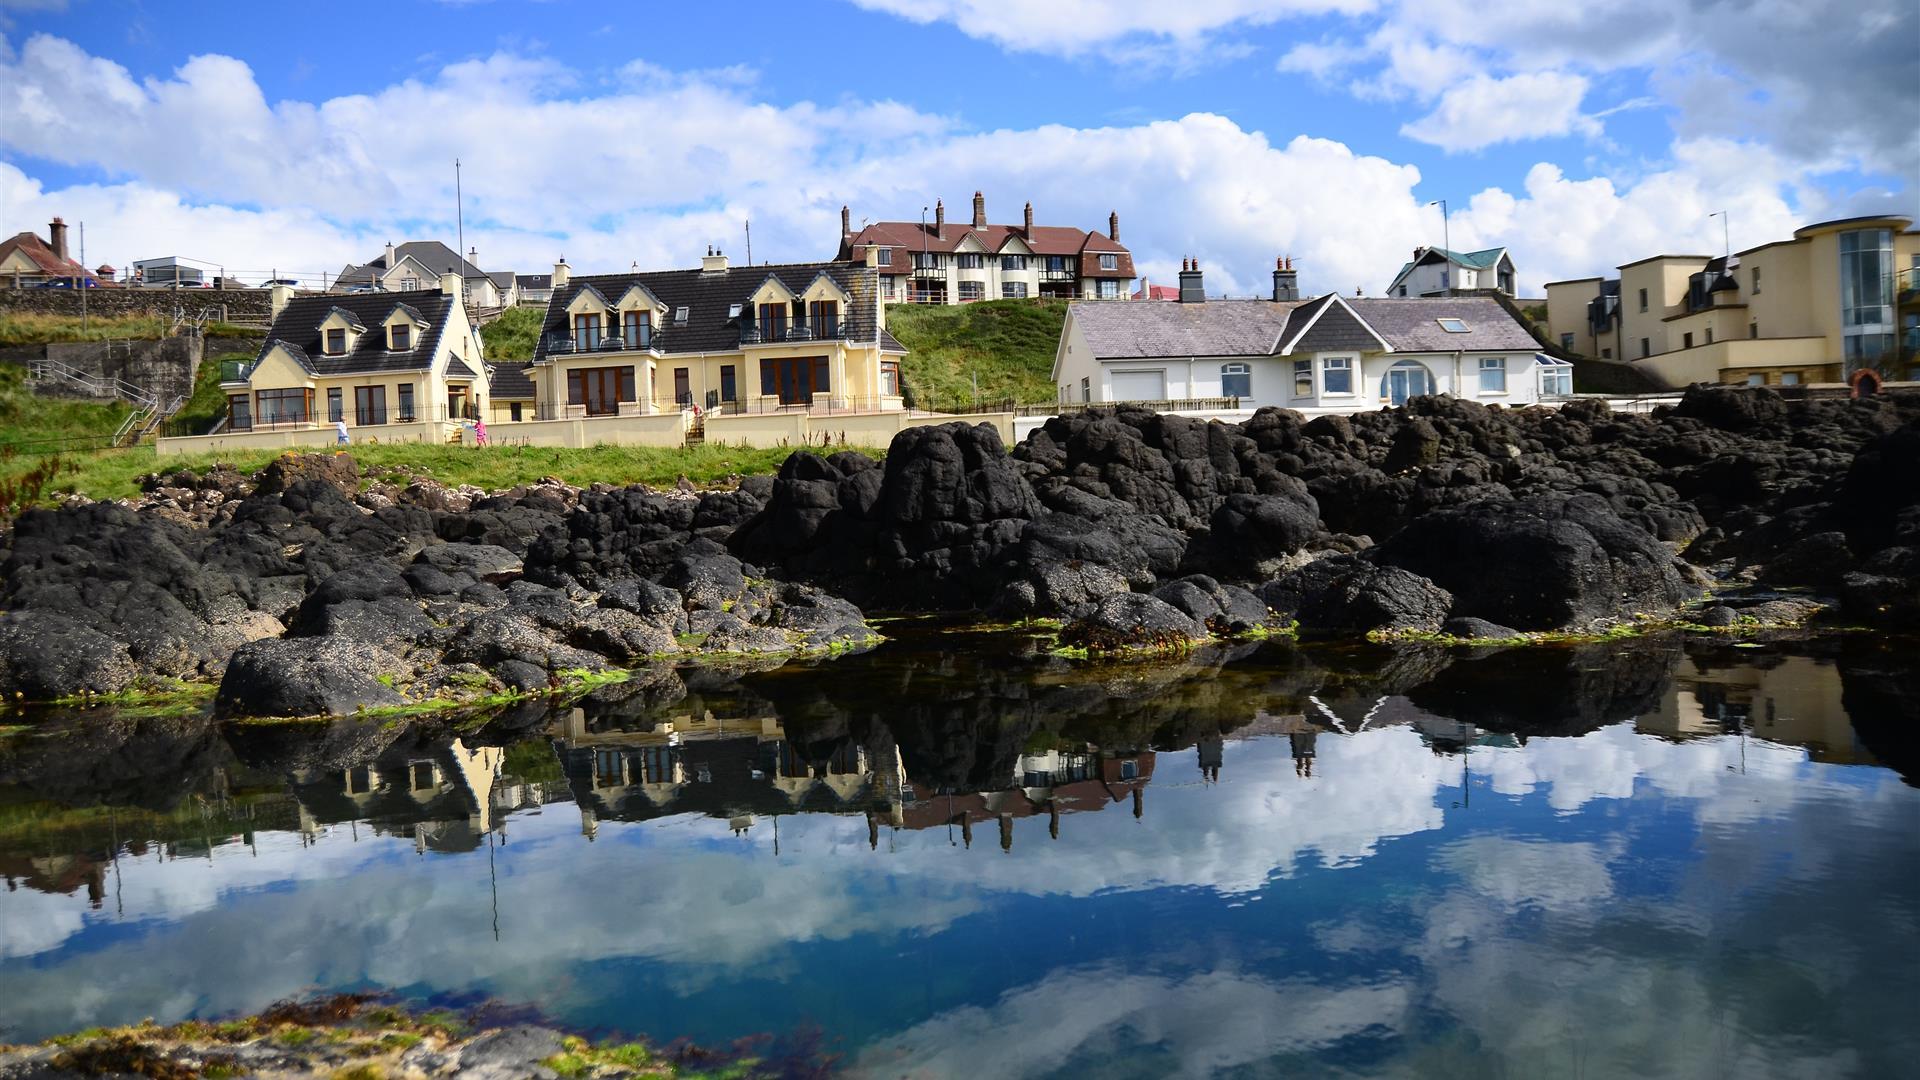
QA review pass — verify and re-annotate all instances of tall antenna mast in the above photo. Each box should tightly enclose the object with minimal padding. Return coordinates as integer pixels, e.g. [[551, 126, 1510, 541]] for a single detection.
[[455, 158, 465, 278], [744, 219, 752, 266]]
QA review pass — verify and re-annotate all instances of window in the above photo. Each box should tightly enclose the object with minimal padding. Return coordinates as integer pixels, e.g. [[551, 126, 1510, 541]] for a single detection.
[[912, 251, 940, 270], [1478, 356, 1507, 393], [1640, 337, 1651, 358], [1780, 371, 1801, 385], [1751, 266, 1761, 294], [227, 393, 251, 431], [572, 312, 602, 351], [720, 364, 737, 402], [1682, 332, 1694, 349], [1002, 281, 1029, 298], [1099, 253, 1119, 271], [325, 328, 346, 355], [397, 383, 414, 420], [1292, 359, 1313, 398], [1750, 321, 1759, 339], [673, 367, 691, 406], [957, 253, 983, 269], [807, 299, 839, 337], [1220, 363, 1251, 398], [354, 385, 387, 426], [1081, 377, 1090, 402], [566, 366, 636, 415], [1323, 356, 1354, 395], [880, 277, 895, 300], [1097, 279, 1120, 299], [874, 248, 891, 266], [1397, 286, 1407, 297], [1638, 288, 1648, 312], [1746, 373, 1765, 386], [326, 386, 343, 422], [758, 356, 830, 404], [1045, 255, 1070, 272], [390, 324, 410, 351], [758, 302, 788, 341], [1539, 365, 1573, 398], [1002, 255, 1027, 271], [622, 310, 649, 347], [673, 306, 689, 325], [1560, 332, 1575, 350], [1436, 317, 1470, 333], [411, 762, 438, 791], [727, 303, 743, 318], [255, 387, 309, 425], [881, 359, 901, 396], [958, 281, 984, 302]]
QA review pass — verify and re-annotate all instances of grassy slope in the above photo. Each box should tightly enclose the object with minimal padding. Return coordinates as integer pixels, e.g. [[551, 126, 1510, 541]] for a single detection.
[[32, 441, 833, 503], [480, 306, 543, 363], [0, 363, 135, 454], [0, 313, 257, 346], [885, 299, 1066, 407]]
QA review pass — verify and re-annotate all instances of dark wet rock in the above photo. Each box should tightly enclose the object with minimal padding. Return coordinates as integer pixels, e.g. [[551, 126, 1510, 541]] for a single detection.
[[1057, 592, 1209, 652], [1261, 555, 1452, 637], [215, 637, 408, 718], [1151, 575, 1270, 633], [1441, 616, 1523, 639], [454, 1026, 567, 1080], [1372, 494, 1692, 630], [0, 610, 138, 698]]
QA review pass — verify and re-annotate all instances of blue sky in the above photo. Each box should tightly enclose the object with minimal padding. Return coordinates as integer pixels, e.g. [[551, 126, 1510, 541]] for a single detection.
[[1, 0, 1913, 294]]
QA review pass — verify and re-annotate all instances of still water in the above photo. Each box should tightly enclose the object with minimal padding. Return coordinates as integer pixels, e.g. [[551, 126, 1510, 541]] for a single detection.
[[2, 629, 1917, 1078]]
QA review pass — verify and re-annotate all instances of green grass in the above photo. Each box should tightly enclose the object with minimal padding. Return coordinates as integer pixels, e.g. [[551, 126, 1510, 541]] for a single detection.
[[168, 350, 250, 436], [0, 312, 257, 346], [885, 298, 1066, 407], [18, 440, 828, 504], [0, 362, 134, 453], [479, 306, 543, 363]]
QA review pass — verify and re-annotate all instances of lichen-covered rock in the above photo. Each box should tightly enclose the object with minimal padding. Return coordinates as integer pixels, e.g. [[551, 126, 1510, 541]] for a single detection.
[[1057, 592, 1210, 653], [214, 637, 409, 718]]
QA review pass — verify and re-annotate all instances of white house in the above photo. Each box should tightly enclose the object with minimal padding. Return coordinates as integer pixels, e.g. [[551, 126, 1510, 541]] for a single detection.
[[1386, 246, 1516, 298], [335, 241, 507, 307], [1053, 261, 1570, 413]]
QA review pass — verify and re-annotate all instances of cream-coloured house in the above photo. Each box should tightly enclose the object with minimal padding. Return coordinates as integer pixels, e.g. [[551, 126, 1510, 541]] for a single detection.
[[215, 275, 489, 437], [1545, 214, 1920, 388], [528, 250, 907, 417], [1054, 261, 1569, 413]]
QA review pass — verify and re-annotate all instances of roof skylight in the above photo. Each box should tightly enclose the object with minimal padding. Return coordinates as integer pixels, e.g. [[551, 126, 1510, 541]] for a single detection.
[[1436, 317, 1470, 333]]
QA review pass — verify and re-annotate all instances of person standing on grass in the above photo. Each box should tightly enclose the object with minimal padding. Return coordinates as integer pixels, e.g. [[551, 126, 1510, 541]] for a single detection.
[[335, 418, 349, 446], [473, 416, 488, 446]]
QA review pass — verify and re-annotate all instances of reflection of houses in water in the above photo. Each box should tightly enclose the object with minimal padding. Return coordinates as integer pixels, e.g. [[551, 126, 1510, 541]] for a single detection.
[[871, 747, 1156, 851], [291, 739, 561, 853], [1640, 655, 1875, 765], [555, 707, 885, 842]]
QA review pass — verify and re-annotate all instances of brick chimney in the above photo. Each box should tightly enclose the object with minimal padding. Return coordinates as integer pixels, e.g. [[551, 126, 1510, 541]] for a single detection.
[[841, 205, 851, 237], [972, 190, 987, 228], [1109, 210, 1120, 243], [934, 199, 945, 237], [1178, 257, 1205, 304], [48, 218, 68, 261], [1272, 255, 1299, 302], [1023, 202, 1034, 236]]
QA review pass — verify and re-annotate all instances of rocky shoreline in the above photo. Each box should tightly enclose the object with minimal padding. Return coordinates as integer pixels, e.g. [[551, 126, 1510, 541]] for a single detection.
[[2, 386, 1915, 717]]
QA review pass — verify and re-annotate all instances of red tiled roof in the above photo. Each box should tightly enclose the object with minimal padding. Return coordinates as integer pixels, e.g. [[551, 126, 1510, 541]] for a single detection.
[[841, 219, 1134, 278], [0, 230, 94, 279], [1134, 283, 1180, 301]]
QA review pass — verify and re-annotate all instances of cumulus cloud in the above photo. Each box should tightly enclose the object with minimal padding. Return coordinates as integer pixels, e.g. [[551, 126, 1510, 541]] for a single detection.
[[1400, 72, 1600, 152], [0, 32, 1882, 296]]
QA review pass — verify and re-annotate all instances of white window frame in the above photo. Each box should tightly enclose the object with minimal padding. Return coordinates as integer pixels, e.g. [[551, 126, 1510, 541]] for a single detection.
[[1220, 362, 1251, 399], [1002, 281, 1029, 299], [1539, 365, 1572, 398], [674, 306, 690, 325], [1099, 253, 1119, 271], [1291, 358, 1313, 399], [1097, 279, 1119, 299], [874, 248, 892, 267], [1321, 355, 1355, 396], [1478, 356, 1507, 394]]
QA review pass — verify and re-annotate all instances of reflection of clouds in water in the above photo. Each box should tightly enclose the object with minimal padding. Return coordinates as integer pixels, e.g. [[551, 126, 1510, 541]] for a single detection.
[[849, 966, 1410, 1080], [1437, 836, 1617, 912], [0, 888, 87, 961]]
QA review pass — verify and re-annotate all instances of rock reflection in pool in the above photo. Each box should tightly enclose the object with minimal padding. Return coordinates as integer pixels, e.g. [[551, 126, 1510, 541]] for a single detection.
[[0, 629, 1915, 1079]]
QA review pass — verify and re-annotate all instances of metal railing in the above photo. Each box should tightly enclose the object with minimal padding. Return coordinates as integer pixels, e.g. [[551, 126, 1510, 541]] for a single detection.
[[1022, 396, 1243, 417], [738, 315, 849, 345], [542, 326, 654, 355], [219, 360, 257, 383], [27, 357, 159, 408]]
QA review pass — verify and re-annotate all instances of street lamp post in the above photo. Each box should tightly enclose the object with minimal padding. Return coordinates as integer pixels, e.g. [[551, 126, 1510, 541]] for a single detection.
[[1427, 199, 1450, 296]]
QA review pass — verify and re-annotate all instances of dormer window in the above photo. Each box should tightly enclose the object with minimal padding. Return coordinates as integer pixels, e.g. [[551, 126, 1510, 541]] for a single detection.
[[391, 324, 410, 351], [874, 248, 892, 267], [1437, 318, 1470, 333], [326, 328, 346, 355], [1099, 254, 1119, 271]]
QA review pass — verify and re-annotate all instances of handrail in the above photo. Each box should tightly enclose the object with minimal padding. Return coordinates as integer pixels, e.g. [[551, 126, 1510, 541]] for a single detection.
[[28, 356, 160, 408]]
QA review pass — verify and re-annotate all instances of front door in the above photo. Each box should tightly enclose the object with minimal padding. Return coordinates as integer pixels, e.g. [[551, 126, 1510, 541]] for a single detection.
[[760, 357, 829, 405], [447, 387, 467, 421], [673, 367, 691, 406], [1386, 363, 1431, 405]]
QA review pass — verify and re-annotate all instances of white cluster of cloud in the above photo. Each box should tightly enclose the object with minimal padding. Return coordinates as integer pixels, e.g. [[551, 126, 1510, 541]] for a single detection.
[[0, 30, 1895, 300]]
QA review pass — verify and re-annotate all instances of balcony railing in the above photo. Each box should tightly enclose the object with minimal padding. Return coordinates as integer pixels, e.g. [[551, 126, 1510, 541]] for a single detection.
[[911, 262, 946, 277], [1039, 267, 1077, 281], [543, 325, 654, 355], [220, 360, 257, 383], [739, 315, 849, 345]]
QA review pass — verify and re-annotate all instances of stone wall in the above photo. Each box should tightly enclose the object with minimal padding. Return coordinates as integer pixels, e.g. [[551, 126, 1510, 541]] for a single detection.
[[0, 335, 203, 405], [0, 286, 280, 322]]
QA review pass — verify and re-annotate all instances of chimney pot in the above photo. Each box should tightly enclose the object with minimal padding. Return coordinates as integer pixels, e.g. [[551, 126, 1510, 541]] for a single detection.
[[1178, 257, 1205, 303], [47, 218, 69, 261], [972, 191, 987, 228]]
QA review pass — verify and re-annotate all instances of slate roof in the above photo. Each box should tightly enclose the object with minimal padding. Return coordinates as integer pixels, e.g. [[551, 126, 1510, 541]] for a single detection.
[[531, 260, 905, 364], [1071, 294, 1536, 359], [444, 357, 478, 379], [1283, 295, 1390, 354], [336, 241, 494, 287], [0, 229, 94, 279], [487, 363, 535, 399], [516, 274, 553, 290], [486, 270, 515, 290], [256, 289, 454, 377], [838, 218, 1134, 279]]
